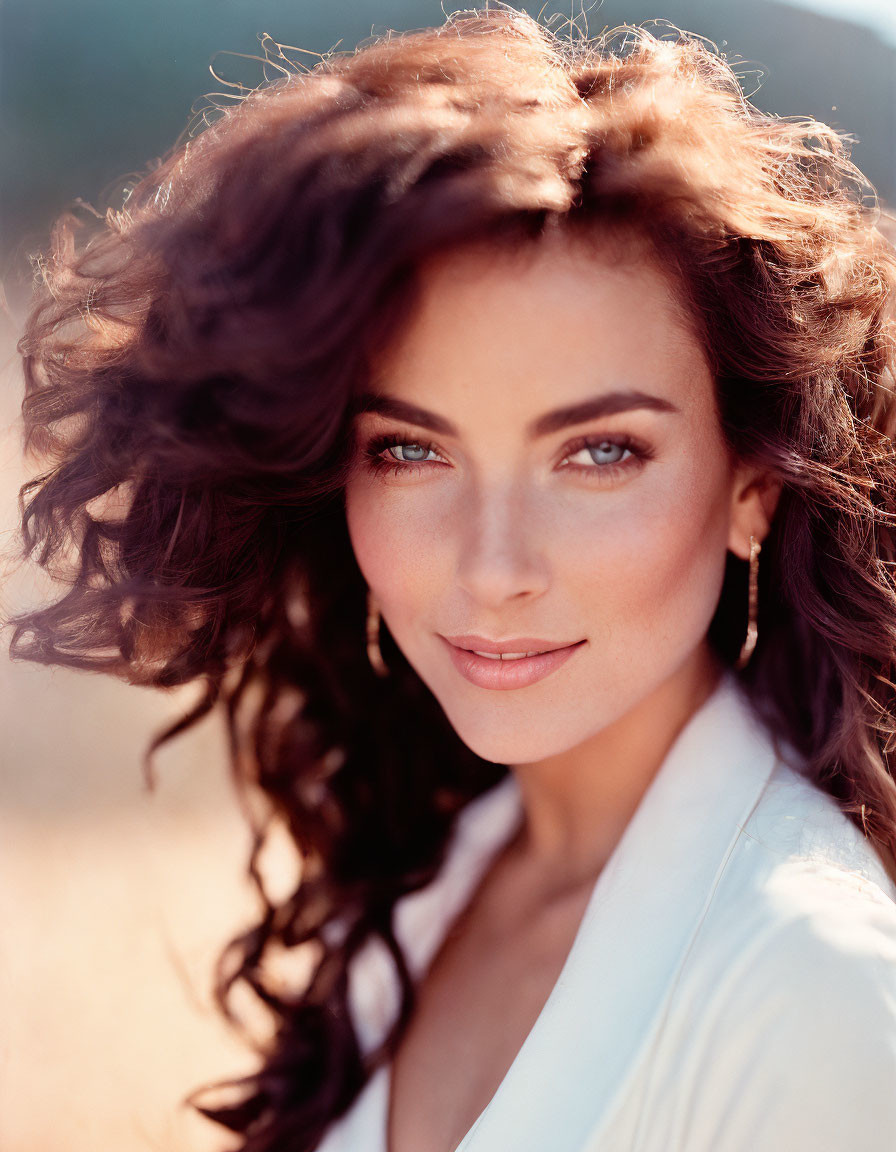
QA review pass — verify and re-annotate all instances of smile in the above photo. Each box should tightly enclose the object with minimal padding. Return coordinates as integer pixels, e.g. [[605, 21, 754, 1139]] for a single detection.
[[438, 636, 587, 690], [469, 650, 549, 660]]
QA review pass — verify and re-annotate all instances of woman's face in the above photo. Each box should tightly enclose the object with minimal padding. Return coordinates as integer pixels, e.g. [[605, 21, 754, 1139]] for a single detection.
[[344, 234, 766, 765]]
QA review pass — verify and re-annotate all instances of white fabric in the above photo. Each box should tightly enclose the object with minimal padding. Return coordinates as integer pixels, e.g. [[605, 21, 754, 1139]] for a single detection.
[[316, 670, 896, 1151]]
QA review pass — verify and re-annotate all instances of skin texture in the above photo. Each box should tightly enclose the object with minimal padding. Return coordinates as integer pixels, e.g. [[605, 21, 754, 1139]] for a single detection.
[[344, 232, 780, 892]]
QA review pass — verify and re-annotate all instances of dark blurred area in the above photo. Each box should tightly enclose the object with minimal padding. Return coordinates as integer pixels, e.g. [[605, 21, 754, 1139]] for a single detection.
[[2, 0, 895, 319]]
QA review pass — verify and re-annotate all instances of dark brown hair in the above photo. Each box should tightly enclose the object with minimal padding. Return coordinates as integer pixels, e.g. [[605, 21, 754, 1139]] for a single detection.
[[8, 6, 896, 1150]]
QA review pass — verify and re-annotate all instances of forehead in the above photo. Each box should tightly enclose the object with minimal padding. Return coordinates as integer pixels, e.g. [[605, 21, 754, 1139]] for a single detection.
[[365, 232, 712, 421]]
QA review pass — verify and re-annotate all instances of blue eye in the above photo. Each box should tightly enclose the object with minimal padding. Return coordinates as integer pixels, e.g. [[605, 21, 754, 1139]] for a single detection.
[[387, 442, 437, 464], [361, 433, 446, 476], [570, 440, 631, 467]]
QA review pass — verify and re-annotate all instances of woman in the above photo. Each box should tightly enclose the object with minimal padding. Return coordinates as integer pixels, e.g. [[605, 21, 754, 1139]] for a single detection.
[[9, 5, 896, 1151]]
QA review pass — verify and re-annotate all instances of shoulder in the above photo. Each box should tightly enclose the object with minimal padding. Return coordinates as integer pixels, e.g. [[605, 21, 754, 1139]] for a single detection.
[[693, 755, 896, 953], [686, 754, 896, 1018], [655, 759, 896, 1150], [748, 756, 896, 892]]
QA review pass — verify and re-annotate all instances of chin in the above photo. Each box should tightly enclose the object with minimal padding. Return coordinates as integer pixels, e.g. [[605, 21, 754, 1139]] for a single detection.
[[436, 703, 592, 767]]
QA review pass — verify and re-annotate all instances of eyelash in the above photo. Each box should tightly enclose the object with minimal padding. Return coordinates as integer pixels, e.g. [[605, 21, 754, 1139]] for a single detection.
[[360, 430, 654, 481]]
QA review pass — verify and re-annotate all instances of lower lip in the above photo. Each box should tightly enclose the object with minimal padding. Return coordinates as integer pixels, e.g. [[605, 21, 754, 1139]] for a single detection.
[[439, 636, 586, 690]]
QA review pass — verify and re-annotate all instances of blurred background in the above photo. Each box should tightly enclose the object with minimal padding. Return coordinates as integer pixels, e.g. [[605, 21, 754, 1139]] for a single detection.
[[1, 2, 894, 1150]]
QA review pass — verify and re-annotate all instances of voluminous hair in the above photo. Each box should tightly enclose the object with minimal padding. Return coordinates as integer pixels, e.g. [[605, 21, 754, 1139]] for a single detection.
[[9, 6, 896, 1150]]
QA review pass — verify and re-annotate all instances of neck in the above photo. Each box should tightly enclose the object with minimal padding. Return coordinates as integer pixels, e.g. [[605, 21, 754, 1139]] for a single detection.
[[506, 645, 725, 898]]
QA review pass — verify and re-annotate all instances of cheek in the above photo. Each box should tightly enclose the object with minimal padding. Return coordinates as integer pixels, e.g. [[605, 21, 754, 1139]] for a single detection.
[[568, 450, 733, 648], [344, 477, 445, 603]]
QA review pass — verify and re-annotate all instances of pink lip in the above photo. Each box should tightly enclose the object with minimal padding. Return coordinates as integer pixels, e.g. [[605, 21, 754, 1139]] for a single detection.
[[438, 635, 587, 691], [442, 634, 581, 654]]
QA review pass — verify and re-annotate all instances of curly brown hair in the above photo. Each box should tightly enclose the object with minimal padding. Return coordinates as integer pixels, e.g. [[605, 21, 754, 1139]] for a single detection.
[[8, 6, 896, 1150]]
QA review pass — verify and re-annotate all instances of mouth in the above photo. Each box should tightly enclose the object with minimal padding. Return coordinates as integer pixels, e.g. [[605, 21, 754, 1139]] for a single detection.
[[462, 648, 555, 661], [438, 636, 587, 691]]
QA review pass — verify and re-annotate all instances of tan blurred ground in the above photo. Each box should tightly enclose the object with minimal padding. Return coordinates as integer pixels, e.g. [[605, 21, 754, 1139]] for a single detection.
[[0, 324, 270, 1150]]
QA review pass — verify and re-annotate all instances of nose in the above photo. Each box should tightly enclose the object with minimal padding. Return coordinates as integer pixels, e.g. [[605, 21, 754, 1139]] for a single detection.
[[454, 481, 550, 607]]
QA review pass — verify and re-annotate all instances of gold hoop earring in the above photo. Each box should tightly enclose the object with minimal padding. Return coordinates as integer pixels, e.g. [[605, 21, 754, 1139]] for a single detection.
[[366, 588, 389, 678], [735, 535, 761, 670]]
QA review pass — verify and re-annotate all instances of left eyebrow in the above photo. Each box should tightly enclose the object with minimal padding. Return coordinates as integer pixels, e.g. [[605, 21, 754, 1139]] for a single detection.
[[353, 389, 681, 440]]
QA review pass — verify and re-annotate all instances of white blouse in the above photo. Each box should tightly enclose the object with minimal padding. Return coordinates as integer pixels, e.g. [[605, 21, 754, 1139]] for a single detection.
[[316, 670, 896, 1151]]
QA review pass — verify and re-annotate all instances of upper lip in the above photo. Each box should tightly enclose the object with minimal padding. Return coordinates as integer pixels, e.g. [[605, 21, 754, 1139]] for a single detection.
[[441, 634, 584, 654]]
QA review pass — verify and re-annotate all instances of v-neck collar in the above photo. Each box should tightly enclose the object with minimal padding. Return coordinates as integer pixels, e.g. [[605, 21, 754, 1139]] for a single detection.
[[449, 669, 779, 1150], [324, 669, 781, 1152]]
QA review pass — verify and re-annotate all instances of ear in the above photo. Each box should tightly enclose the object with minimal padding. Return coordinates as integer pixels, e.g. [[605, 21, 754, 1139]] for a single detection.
[[727, 463, 782, 560]]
